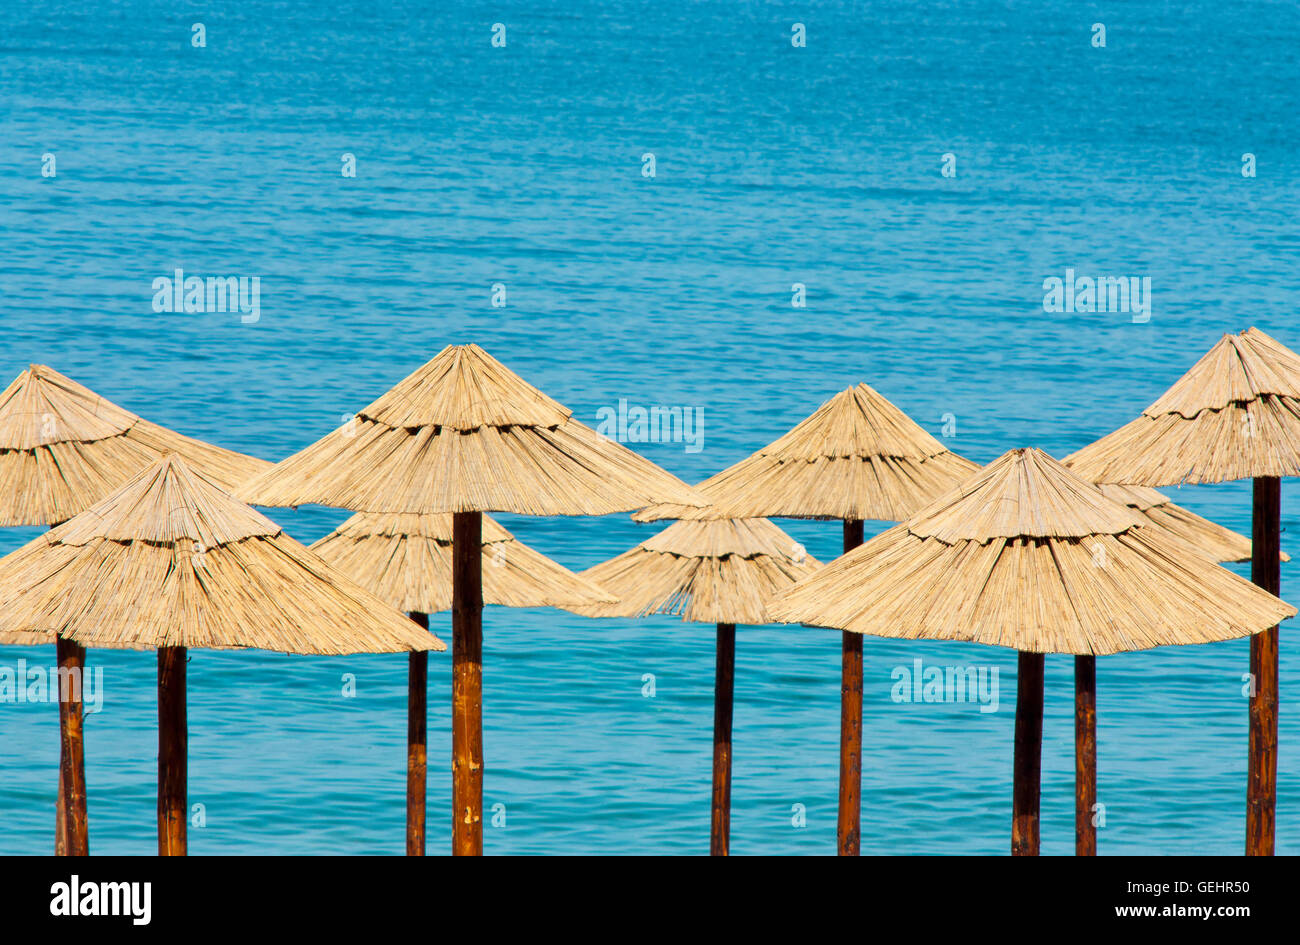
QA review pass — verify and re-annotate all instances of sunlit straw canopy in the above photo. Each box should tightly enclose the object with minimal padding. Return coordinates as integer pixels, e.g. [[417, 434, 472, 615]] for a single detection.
[[310, 511, 616, 613], [1066, 327, 1300, 486], [767, 449, 1295, 655], [576, 517, 822, 624], [0, 455, 443, 654], [237, 344, 706, 516], [0, 364, 272, 526], [634, 383, 979, 523]]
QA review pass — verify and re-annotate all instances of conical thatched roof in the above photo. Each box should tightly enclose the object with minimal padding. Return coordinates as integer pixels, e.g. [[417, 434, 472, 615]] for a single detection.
[[767, 449, 1295, 655], [310, 512, 616, 614], [0, 364, 272, 526], [236, 344, 705, 516], [634, 383, 979, 523], [1096, 482, 1288, 564], [0, 455, 442, 654], [1066, 328, 1300, 485], [575, 517, 822, 625]]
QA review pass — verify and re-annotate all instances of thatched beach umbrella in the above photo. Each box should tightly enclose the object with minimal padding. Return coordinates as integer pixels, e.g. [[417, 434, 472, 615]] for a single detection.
[[635, 383, 979, 854], [1066, 327, 1300, 855], [767, 448, 1295, 855], [310, 511, 615, 854], [0, 363, 271, 856], [238, 343, 705, 854], [575, 516, 821, 854], [0, 455, 441, 855]]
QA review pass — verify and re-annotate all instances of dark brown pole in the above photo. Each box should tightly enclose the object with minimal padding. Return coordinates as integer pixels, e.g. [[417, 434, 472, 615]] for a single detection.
[[451, 511, 484, 856], [1074, 654, 1097, 856], [710, 622, 736, 855], [157, 645, 187, 856], [1012, 651, 1044, 856], [838, 518, 865, 856], [1248, 476, 1281, 856], [56, 637, 88, 856], [55, 765, 65, 855], [407, 612, 429, 856]]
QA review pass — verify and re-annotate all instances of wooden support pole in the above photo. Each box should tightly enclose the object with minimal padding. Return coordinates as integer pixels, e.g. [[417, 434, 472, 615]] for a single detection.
[[157, 645, 187, 856], [1248, 476, 1281, 856], [407, 612, 429, 856], [1074, 654, 1097, 856], [451, 511, 484, 856], [710, 622, 736, 855], [1012, 651, 1044, 856], [838, 518, 865, 856], [56, 637, 88, 856]]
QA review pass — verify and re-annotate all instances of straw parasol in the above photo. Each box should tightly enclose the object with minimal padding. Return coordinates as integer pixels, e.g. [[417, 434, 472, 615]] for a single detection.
[[310, 510, 615, 854], [0, 363, 272, 856], [634, 382, 979, 855], [575, 515, 821, 854], [767, 448, 1295, 855], [0, 455, 441, 855], [238, 343, 706, 854], [1066, 326, 1300, 855]]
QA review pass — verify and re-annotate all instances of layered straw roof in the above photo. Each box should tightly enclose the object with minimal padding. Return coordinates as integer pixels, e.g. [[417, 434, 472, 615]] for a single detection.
[[576, 517, 822, 625], [310, 512, 616, 614], [1066, 327, 1300, 485], [634, 383, 979, 523], [767, 449, 1295, 655], [1097, 482, 1288, 564], [237, 344, 705, 516], [0, 455, 442, 654], [0, 364, 272, 526]]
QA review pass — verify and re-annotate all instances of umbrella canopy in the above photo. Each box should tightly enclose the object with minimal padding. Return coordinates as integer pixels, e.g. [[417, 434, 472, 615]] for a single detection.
[[310, 511, 616, 613], [1065, 327, 1300, 486], [1096, 482, 1289, 564], [767, 448, 1294, 652], [0, 364, 272, 526], [577, 516, 822, 624], [236, 343, 704, 515], [634, 383, 980, 522], [0, 454, 442, 654]]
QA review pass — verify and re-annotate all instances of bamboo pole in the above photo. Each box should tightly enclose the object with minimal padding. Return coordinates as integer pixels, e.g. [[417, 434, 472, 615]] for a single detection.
[[451, 511, 484, 856], [837, 518, 864, 856], [56, 637, 88, 856], [1012, 651, 1044, 856], [710, 622, 736, 855], [157, 645, 187, 856], [1074, 654, 1096, 856], [407, 612, 429, 856], [1248, 476, 1280, 856]]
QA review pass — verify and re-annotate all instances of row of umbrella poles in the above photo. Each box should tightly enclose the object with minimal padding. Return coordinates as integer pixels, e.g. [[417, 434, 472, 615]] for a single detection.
[[1, 327, 1296, 855]]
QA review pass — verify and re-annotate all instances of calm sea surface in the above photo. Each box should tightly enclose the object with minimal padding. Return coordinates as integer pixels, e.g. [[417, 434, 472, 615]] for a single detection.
[[1, 1, 1298, 854]]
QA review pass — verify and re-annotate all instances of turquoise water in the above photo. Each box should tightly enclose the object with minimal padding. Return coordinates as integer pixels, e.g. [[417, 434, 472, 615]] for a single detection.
[[1, 1, 1298, 854]]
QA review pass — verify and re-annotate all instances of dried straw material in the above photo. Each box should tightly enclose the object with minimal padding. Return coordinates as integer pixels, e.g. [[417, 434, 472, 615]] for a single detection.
[[310, 512, 616, 614], [0, 455, 442, 654], [1096, 483, 1288, 564], [634, 383, 979, 523], [767, 449, 1295, 655], [237, 344, 706, 515], [576, 517, 822, 624], [0, 364, 272, 526], [1066, 328, 1300, 485]]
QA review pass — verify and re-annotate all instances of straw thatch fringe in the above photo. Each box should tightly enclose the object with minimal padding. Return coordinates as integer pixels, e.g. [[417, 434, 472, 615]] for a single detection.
[[310, 511, 616, 614], [634, 383, 979, 522], [577, 518, 822, 624], [1066, 328, 1300, 485], [767, 449, 1295, 654], [237, 344, 706, 515], [0, 364, 271, 526], [1097, 483, 1289, 563]]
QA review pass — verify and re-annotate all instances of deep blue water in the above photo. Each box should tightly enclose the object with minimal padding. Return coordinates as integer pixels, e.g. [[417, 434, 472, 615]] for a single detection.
[[1, 1, 1298, 854]]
